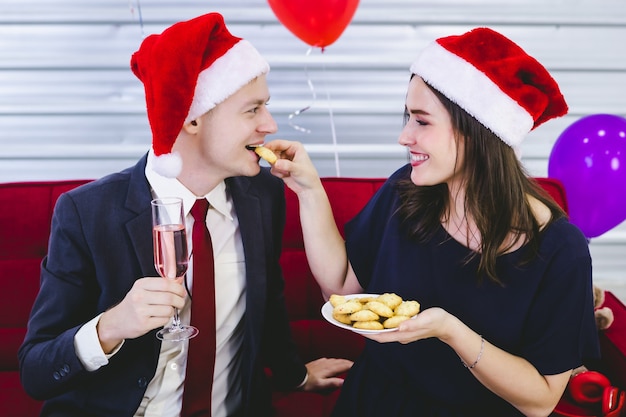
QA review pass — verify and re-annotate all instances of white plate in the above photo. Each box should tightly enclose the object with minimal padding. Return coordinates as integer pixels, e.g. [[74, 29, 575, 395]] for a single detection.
[[321, 293, 400, 335]]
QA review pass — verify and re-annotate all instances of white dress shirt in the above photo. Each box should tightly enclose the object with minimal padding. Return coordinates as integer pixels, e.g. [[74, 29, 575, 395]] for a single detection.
[[74, 151, 247, 417]]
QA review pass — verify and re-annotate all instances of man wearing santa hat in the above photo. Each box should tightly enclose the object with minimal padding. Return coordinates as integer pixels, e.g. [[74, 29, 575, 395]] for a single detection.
[[19, 12, 352, 417]]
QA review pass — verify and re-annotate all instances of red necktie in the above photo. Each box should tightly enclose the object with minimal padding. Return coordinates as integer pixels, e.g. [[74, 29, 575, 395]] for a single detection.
[[181, 199, 216, 417]]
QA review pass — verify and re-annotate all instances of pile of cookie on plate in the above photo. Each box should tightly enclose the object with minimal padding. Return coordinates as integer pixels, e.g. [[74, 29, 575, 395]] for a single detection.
[[330, 293, 420, 331]]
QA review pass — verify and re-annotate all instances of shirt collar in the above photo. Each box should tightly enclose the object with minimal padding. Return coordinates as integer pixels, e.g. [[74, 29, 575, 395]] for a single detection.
[[145, 149, 233, 220]]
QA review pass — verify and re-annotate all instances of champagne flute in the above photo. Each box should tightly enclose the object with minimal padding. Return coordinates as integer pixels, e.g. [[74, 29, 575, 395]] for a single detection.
[[151, 197, 199, 341]]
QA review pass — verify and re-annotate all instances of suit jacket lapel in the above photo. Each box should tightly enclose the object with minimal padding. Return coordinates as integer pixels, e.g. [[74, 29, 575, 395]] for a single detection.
[[228, 176, 267, 315], [124, 155, 157, 278]]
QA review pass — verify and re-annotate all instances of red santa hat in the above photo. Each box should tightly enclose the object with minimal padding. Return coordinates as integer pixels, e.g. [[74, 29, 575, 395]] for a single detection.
[[131, 13, 269, 177], [410, 27, 568, 149]]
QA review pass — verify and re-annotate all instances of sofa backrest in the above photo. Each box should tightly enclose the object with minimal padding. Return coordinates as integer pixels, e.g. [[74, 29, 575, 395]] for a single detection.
[[0, 180, 92, 416], [0, 180, 91, 373], [0, 176, 569, 410]]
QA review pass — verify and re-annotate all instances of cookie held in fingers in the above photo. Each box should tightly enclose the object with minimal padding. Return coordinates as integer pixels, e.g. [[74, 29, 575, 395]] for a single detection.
[[254, 146, 277, 164]]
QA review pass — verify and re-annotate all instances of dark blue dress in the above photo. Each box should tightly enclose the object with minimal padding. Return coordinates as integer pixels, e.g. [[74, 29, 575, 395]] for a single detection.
[[332, 165, 600, 417]]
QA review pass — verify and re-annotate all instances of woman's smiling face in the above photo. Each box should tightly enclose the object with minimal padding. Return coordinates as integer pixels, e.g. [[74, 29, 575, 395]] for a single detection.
[[398, 76, 464, 188]]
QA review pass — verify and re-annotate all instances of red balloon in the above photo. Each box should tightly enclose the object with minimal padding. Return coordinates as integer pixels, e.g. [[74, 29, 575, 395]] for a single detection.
[[268, 0, 360, 49]]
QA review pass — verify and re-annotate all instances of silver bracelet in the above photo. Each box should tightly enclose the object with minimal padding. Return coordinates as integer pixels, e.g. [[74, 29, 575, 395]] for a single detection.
[[461, 335, 484, 369]]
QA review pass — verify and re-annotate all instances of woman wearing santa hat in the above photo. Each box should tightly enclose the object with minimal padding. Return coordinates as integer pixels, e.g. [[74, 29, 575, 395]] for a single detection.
[[268, 28, 600, 416]]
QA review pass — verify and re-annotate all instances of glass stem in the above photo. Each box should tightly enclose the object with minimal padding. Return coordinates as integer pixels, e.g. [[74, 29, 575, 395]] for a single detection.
[[172, 308, 182, 328]]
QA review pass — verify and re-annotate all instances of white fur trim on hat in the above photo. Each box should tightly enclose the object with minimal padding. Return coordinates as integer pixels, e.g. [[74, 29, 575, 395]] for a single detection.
[[152, 151, 183, 178], [186, 40, 270, 123], [410, 42, 534, 148]]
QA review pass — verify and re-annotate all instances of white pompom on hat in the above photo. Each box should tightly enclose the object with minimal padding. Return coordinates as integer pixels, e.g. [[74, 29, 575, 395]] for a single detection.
[[131, 13, 270, 177], [410, 27, 568, 149]]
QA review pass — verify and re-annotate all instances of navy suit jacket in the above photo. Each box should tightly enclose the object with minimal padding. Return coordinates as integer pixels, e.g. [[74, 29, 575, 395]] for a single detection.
[[18, 155, 306, 416]]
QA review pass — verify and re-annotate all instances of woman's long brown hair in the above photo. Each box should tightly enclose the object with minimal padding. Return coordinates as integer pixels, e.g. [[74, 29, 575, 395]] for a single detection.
[[396, 80, 566, 284]]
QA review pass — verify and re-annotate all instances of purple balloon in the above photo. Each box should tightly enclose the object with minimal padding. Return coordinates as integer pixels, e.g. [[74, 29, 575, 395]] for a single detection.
[[548, 114, 626, 238]]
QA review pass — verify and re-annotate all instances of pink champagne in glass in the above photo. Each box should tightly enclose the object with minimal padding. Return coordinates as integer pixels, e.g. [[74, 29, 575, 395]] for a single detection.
[[153, 224, 188, 284], [151, 197, 198, 341]]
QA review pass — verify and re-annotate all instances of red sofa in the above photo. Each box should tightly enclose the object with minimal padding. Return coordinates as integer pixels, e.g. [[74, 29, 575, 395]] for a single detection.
[[1, 176, 624, 417]]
